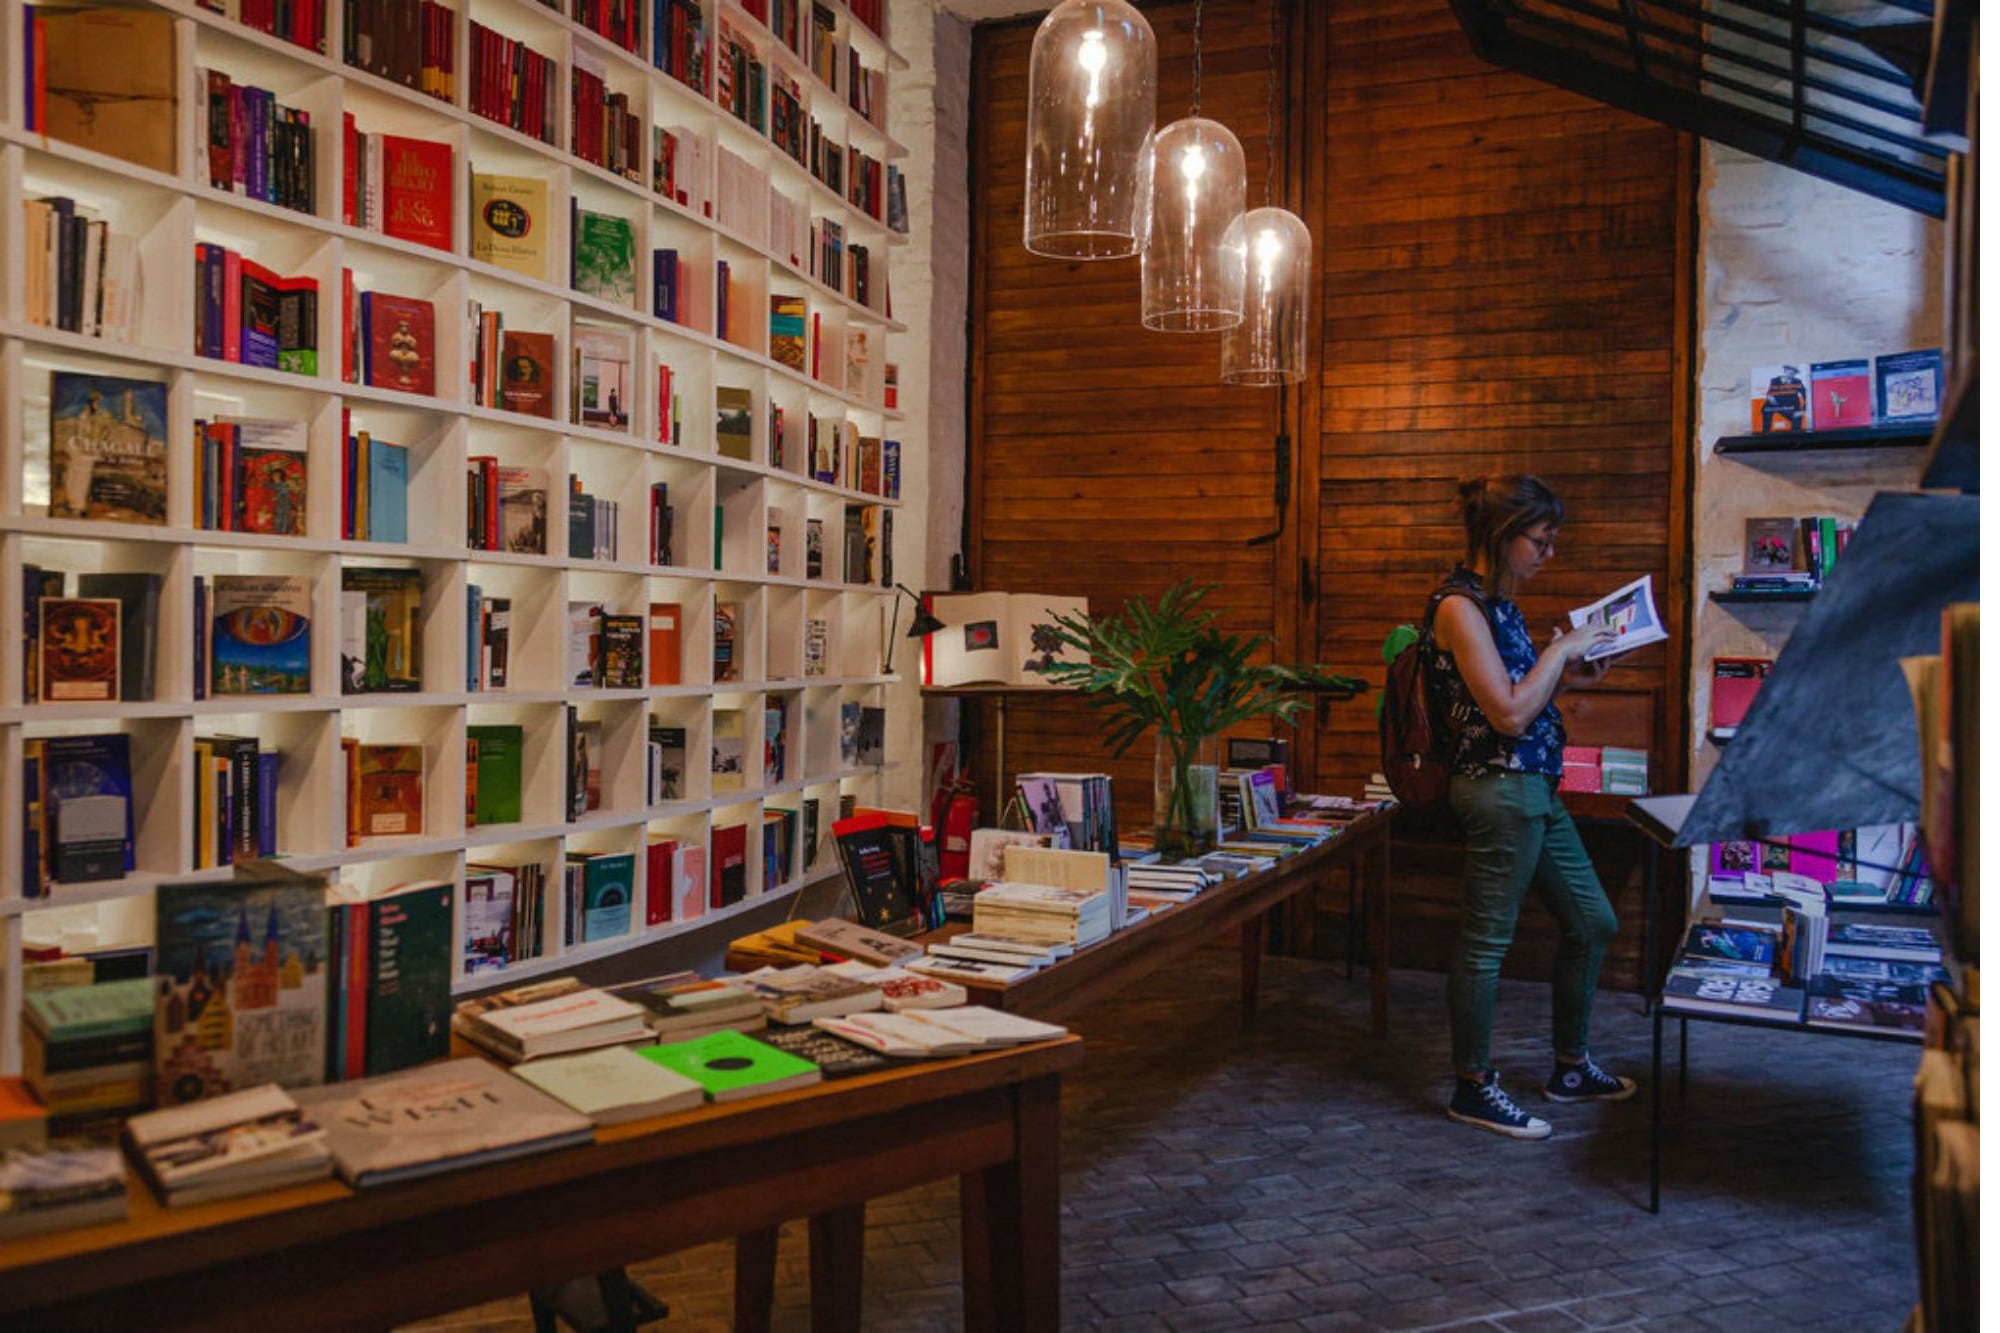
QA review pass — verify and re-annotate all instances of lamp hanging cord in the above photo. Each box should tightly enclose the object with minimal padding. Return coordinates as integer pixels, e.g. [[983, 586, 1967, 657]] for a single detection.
[[1264, 0, 1278, 206], [1191, 0, 1204, 116]]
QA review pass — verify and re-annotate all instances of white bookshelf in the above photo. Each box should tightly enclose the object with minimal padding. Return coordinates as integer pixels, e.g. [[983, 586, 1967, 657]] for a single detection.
[[0, 0, 912, 1057]]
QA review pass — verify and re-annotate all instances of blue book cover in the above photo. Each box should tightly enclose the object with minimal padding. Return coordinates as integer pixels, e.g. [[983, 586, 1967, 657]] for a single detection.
[[1874, 348, 1944, 423], [367, 440, 409, 543], [210, 573, 312, 695], [256, 750, 280, 856], [581, 854, 635, 942], [43, 732, 134, 882], [882, 440, 900, 500]]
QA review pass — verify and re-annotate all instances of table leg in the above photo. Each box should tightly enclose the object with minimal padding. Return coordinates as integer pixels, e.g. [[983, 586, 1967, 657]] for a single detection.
[[808, 1205, 865, 1333], [734, 1228, 780, 1333], [1370, 834, 1391, 1038], [961, 1075, 1061, 1333], [1240, 915, 1263, 1019], [1649, 1001, 1663, 1214], [1678, 1018, 1689, 1099], [1640, 839, 1659, 1017], [1345, 858, 1358, 981]]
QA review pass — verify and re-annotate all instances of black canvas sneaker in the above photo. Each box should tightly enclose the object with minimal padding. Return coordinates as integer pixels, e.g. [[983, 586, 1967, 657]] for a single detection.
[[1447, 1070, 1553, 1139], [1543, 1054, 1639, 1103]]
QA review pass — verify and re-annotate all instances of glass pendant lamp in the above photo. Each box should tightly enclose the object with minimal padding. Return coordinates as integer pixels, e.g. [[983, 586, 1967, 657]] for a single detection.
[[1221, 206, 1311, 384], [1139, 116, 1246, 331], [1023, 0, 1157, 260]]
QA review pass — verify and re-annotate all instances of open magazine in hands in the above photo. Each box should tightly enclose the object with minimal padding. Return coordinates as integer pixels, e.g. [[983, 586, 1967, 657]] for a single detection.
[[1567, 574, 1668, 662]]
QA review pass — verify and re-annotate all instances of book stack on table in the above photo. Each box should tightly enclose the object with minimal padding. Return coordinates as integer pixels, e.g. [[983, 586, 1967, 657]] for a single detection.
[[1661, 913, 1946, 1037], [21, 978, 153, 1134]]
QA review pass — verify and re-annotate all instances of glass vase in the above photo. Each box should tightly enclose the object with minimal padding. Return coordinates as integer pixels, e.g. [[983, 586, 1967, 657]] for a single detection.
[[1153, 731, 1220, 861]]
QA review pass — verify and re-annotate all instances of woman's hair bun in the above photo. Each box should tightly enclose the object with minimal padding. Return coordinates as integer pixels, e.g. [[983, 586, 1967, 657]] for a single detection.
[[1456, 477, 1487, 503]]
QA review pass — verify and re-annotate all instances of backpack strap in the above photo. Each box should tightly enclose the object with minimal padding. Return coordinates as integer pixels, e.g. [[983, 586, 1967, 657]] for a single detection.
[[1423, 577, 1490, 633]]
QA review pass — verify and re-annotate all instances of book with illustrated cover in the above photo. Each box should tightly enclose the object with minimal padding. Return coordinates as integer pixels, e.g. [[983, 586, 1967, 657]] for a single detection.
[[498, 465, 550, 553], [354, 744, 424, 837], [711, 822, 748, 907], [1742, 518, 1797, 573], [596, 614, 644, 688], [763, 699, 787, 784], [1662, 970, 1806, 1021], [648, 725, 686, 801], [1750, 363, 1808, 432], [920, 592, 1091, 688], [572, 326, 632, 429], [712, 709, 745, 791], [470, 173, 551, 279], [153, 869, 330, 1105], [769, 294, 806, 371], [716, 386, 754, 460], [293, 1058, 594, 1188], [125, 1084, 332, 1205], [1809, 359, 1872, 429], [38, 597, 119, 702], [713, 600, 740, 682], [340, 567, 423, 693], [49, 372, 170, 525], [0, 1138, 127, 1238], [571, 207, 637, 305], [361, 292, 436, 396], [499, 331, 557, 419], [463, 869, 518, 976], [211, 575, 312, 696], [804, 617, 829, 677], [569, 852, 634, 943], [753, 1023, 894, 1078], [1875, 349, 1943, 423], [1565, 575, 1667, 662]]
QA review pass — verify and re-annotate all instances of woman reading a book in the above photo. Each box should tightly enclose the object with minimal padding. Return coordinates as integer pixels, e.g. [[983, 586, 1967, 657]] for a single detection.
[[1428, 475, 1634, 1140]]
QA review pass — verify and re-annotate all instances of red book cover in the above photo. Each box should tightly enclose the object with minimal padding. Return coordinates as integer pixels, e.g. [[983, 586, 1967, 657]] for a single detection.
[[345, 900, 370, 1079], [364, 291, 436, 396], [500, 330, 556, 417], [341, 111, 358, 225], [206, 69, 232, 189], [1711, 657, 1771, 730], [646, 838, 674, 926], [379, 134, 453, 250], [222, 247, 244, 361], [340, 266, 356, 382], [239, 445, 307, 536], [710, 822, 748, 908]]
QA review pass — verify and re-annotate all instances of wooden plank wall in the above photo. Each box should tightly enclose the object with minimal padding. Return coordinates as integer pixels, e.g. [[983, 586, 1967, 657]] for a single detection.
[[967, 2, 1293, 839], [1301, 3, 1691, 987], [967, 2, 1691, 989]]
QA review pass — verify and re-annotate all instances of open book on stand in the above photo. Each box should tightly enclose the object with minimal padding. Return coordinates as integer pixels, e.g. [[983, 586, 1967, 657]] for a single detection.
[[920, 592, 1088, 688]]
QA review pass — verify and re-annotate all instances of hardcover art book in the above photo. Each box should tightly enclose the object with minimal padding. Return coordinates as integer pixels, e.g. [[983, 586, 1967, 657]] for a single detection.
[[38, 597, 119, 702], [499, 465, 550, 552], [153, 870, 331, 1105], [572, 326, 633, 429], [340, 567, 424, 693], [292, 1058, 594, 1187], [715, 386, 754, 460], [210, 575, 313, 695], [1750, 363, 1807, 432], [1810, 359, 1873, 429], [354, 743, 425, 837], [1742, 518, 1797, 573], [361, 292, 437, 396], [500, 333, 557, 419], [41, 733, 136, 883], [48, 372, 170, 525], [1875, 348, 1943, 423]]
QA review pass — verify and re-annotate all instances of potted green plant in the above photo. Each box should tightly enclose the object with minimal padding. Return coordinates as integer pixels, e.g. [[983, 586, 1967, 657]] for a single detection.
[[1041, 581, 1363, 859]]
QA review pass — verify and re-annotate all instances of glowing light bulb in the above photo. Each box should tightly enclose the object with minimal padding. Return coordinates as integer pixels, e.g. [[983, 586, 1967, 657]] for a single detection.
[[1254, 228, 1284, 265], [1179, 144, 1207, 182], [1078, 29, 1106, 107]]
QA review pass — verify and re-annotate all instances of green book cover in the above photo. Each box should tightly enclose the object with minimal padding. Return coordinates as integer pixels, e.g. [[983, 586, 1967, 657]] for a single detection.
[[571, 207, 637, 306], [635, 1030, 821, 1102], [466, 724, 525, 826], [365, 880, 454, 1075], [24, 977, 154, 1042]]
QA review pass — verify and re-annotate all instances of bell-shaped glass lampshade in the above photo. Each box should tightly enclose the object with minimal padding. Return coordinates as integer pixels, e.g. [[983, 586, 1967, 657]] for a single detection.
[[1023, 0, 1157, 260], [1221, 207, 1312, 385], [1140, 117, 1248, 332]]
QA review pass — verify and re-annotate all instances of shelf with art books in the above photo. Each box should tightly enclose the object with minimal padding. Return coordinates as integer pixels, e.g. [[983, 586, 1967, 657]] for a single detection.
[[1710, 586, 1817, 605]]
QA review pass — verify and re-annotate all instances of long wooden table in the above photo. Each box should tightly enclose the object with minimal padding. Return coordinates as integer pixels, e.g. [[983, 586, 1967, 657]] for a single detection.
[[935, 807, 1396, 1033], [0, 1037, 1084, 1333]]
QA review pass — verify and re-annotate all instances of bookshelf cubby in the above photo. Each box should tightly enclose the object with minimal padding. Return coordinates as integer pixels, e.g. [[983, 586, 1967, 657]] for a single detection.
[[1, 0, 912, 1062]]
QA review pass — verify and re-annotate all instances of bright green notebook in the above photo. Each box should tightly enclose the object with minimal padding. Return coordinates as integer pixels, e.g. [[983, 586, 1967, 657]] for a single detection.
[[466, 724, 524, 826], [635, 1030, 822, 1102]]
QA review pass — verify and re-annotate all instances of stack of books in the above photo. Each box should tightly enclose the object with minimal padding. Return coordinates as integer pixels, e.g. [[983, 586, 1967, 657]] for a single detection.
[[1661, 916, 1946, 1035], [813, 1007, 1065, 1057], [924, 933, 1059, 972], [736, 965, 886, 1025], [971, 882, 1112, 948], [618, 976, 768, 1041], [1559, 746, 1649, 795], [125, 1085, 333, 1205], [0, 1138, 126, 1238], [823, 964, 968, 1011], [22, 977, 153, 1132], [451, 979, 651, 1063]]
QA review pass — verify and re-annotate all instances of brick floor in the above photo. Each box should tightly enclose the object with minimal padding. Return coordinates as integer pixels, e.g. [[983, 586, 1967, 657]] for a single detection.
[[405, 952, 1920, 1332]]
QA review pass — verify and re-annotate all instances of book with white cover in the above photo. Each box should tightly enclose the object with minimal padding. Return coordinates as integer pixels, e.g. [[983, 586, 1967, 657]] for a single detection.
[[295, 1059, 595, 1188], [905, 955, 1031, 985], [928, 941, 1048, 968], [966, 829, 1052, 881], [921, 592, 1088, 688], [465, 989, 650, 1059], [512, 1045, 707, 1124], [737, 965, 886, 1024], [125, 1084, 332, 1204], [1566, 574, 1667, 662], [951, 932, 1064, 961], [814, 1011, 977, 1056], [974, 882, 1106, 916], [853, 966, 968, 1011], [1001, 846, 1110, 893], [905, 1007, 1067, 1047]]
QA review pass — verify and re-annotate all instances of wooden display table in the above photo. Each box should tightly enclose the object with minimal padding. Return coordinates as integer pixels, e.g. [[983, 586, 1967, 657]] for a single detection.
[[0, 1038, 1084, 1333], [738, 807, 1397, 1035]]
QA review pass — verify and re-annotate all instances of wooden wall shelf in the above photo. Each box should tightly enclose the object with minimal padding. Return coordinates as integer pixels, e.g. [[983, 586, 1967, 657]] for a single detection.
[[1715, 424, 1935, 454]]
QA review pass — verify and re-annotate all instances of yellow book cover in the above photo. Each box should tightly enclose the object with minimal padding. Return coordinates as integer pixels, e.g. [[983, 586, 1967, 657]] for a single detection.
[[40, 8, 177, 174], [470, 173, 551, 281]]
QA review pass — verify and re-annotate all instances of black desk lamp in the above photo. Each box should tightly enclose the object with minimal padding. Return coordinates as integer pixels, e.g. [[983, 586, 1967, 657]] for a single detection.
[[883, 583, 946, 674]]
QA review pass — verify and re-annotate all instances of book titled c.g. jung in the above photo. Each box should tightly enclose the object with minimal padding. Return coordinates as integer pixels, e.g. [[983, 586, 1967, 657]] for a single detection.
[[154, 871, 330, 1104]]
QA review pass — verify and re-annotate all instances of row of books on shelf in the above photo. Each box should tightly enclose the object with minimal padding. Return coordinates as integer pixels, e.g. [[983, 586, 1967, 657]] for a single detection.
[[1707, 822, 1932, 907], [1558, 747, 1648, 796], [343, 0, 455, 101], [572, 54, 647, 183], [202, 70, 317, 214], [1664, 914, 1945, 1036], [342, 119, 451, 246], [1748, 349, 1944, 432], [21, 196, 140, 342], [195, 244, 320, 376], [468, 18, 562, 146], [1732, 514, 1854, 593]]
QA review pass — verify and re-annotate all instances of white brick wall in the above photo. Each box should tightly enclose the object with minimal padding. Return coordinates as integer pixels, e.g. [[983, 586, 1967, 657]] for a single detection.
[[1688, 141, 1945, 899]]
